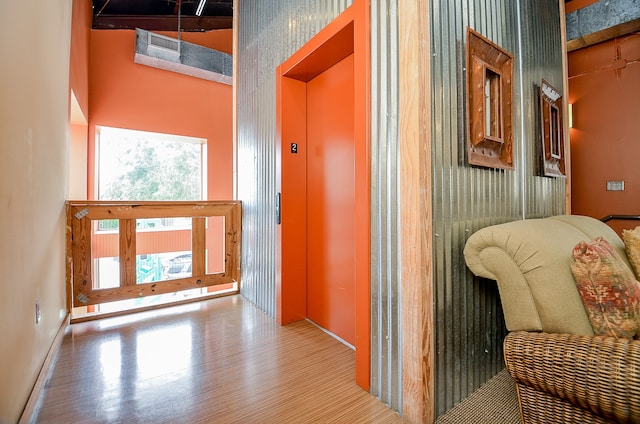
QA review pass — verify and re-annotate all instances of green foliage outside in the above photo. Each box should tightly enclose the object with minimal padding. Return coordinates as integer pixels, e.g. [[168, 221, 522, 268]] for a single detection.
[[101, 137, 201, 201]]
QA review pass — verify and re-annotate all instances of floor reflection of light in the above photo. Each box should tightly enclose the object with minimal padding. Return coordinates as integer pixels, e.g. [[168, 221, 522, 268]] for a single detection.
[[94, 303, 202, 332], [100, 337, 122, 385], [136, 324, 192, 383], [99, 337, 122, 422]]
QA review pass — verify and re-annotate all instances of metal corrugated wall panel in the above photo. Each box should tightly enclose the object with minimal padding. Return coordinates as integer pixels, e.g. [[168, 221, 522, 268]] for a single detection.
[[430, 0, 565, 416], [519, 0, 566, 219], [431, 0, 518, 414], [370, 0, 402, 411]]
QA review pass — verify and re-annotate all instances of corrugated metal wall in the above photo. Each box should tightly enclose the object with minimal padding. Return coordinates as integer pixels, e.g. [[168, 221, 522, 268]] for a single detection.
[[430, 0, 566, 416], [519, 0, 566, 218], [370, 0, 402, 411], [237, 0, 566, 418]]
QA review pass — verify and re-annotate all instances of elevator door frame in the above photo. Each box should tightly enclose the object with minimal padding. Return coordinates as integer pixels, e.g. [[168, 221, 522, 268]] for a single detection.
[[275, 3, 370, 390]]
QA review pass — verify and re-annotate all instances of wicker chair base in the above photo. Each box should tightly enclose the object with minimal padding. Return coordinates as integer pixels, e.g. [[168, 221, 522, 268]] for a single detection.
[[505, 332, 640, 424], [516, 383, 616, 424]]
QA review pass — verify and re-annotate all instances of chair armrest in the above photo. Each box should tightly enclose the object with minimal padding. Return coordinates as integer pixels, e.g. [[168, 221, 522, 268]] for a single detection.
[[504, 331, 640, 423]]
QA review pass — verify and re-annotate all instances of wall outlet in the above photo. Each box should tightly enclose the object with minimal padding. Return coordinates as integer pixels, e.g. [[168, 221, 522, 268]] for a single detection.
[[35, 301, 41, 324]]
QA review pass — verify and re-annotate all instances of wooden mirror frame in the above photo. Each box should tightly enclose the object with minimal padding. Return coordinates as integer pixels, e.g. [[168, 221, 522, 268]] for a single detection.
[[466, 27, 514, 170], [539, 79, 566, 177]]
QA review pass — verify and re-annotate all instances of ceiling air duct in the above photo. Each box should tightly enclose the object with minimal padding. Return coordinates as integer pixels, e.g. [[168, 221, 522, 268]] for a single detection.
[[146, 32, 181, 61], [134, 28, 232, 85]]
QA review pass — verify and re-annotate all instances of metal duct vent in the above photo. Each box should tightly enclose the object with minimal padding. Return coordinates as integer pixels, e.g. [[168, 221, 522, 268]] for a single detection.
[[135, 28, 232, 85], [147, 32, 180, 60]]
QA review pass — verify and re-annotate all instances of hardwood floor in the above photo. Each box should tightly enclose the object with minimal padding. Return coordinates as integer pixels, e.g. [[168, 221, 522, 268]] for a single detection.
[[32, 295, 404, 423]]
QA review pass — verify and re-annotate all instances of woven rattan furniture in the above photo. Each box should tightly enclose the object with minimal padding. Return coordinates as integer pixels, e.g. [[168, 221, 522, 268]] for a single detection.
[[464, 215, 640, 424]]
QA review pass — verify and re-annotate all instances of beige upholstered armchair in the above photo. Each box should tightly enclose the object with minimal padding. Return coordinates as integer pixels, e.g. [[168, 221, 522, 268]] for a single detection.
[[463, 215, 640, 423]]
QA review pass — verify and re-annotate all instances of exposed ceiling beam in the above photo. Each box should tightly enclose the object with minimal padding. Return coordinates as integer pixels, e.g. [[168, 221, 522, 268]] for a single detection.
[[567, 18, 640, 51], [92, 15, 232, 31], [566, 0, 640, 51]]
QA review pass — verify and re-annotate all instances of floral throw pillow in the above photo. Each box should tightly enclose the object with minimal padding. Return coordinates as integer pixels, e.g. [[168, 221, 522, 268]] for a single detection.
[[570, 237, 640, 339], [622, 226, 640, 280]]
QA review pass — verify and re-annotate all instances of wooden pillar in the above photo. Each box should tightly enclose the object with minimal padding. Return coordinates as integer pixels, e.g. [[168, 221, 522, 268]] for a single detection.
[[399, 0, 433, 422]]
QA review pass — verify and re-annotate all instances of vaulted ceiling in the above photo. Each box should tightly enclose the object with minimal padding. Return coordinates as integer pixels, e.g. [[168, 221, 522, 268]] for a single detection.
[[91, 0, 233, 32]]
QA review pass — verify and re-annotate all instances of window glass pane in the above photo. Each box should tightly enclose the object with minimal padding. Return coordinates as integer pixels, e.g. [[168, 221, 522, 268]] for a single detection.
[[97, 126, 205, 202]]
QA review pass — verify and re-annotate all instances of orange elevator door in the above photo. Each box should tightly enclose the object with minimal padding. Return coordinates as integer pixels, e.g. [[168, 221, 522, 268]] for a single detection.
[[306, 53, 355, 345]]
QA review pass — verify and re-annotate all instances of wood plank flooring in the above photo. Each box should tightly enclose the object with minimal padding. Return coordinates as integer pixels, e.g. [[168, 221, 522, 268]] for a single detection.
[[32, 295, 404, 423]]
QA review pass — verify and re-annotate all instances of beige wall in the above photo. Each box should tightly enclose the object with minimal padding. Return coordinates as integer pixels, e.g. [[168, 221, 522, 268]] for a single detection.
[[0, 1, 72, 422]]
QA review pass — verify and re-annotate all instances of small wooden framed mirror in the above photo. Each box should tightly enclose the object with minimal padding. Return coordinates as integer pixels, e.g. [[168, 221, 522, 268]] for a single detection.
[[539, 79, 566, 177], [466, 28, 514, 170]]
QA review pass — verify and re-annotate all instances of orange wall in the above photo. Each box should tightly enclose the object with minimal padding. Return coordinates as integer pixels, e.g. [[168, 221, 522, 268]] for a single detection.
[[69, 0, 91, 118], [569, 33, 640, 234], [68, 0, 91, 201], [87, 29, 233, 201]]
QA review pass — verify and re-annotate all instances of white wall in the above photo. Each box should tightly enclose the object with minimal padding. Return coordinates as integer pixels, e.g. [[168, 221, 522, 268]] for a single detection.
[[0, 1, 72, 422]]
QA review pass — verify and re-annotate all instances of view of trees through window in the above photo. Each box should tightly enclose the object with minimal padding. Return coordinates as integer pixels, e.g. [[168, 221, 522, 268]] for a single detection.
[[98, 126, 205, 201]]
